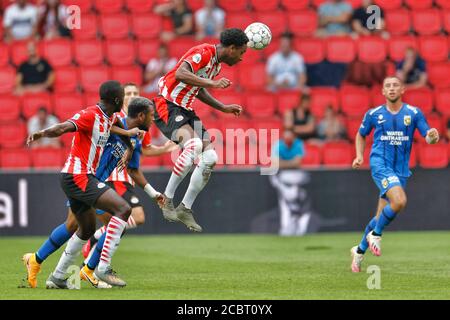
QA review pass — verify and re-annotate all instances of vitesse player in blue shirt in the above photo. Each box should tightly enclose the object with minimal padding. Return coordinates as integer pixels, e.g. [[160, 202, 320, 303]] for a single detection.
[[350, 76, 439, 273]]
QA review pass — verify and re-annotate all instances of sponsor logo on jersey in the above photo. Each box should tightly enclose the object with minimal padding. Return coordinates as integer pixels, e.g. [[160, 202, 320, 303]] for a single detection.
[[98, 183, 106, 189], [404, 115, 411, 126], [382, 178, 388, 189]]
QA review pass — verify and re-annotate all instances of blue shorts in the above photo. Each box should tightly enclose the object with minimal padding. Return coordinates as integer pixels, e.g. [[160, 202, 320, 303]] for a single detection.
[[65, 200, 106, 215], [371, 170, 408, 199]]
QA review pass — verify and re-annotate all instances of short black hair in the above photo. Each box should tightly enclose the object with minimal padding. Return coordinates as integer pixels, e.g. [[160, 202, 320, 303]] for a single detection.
[[99, 80, 123, 103], [220, 28, 248, 47], [128, 97, 152, 118]]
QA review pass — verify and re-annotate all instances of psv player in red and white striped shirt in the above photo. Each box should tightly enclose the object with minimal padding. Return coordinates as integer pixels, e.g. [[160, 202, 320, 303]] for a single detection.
[[153, 28, 248, 232]]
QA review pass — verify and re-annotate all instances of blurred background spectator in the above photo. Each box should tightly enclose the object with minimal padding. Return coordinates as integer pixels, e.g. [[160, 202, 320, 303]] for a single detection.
[[154, 0, 194, 42], [36, 0, 71, 40], [284, 94, 316, 141], [351, 0, 387, 38], [271, 129, 304, 169], [195, 0, 225, 40], [15, 41, 54, 95], [396, 47, 428, 89], [317, 0, 353, 37], [3, 0, 38, 42], [27, 106, 60, 148], [317, 106, 346, 141], [266, 32, 307, 92], [143, 43, 177, 93]]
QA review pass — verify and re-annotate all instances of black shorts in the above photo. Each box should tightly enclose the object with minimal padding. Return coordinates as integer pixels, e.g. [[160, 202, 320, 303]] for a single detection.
[[153, 95, 209, 144], [106, 181, 142, 208], [60, 173, 111, 215]]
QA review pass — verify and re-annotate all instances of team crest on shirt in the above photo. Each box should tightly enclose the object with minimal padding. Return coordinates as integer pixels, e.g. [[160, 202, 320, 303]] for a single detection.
[[175, 115, 184, 122], [381, 178, 388, 189], [97, 183, 106, 189], [193, 54, 201, 64], [404, 115, 411, 126], [131, 196, 139, 204]]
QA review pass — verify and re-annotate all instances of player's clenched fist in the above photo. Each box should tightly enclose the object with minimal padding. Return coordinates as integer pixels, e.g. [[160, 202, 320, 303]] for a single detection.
[[223, 104, 242, 116], [426, 128, 439, 144], [352, 156, 363, 169], [212, 78, 231, 89], [26, 131, 43, 146]]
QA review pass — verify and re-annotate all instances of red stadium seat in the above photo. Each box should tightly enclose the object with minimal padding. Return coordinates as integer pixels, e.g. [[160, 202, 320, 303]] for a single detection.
[[126, 0, 154, 13], [340, 85, 370, 117], [412, 10, 442, 36], [0, 67, 16, 94], [373, 0, 402, 10], [239, 46, 262, 66], [311, 0, 327, 7], [403, 88, 434, 114], [111, 66, 143, 85], [62, 0, 92, 13], [310, 87, 339, 118], [294, 38, 325, 64], [79, 66, 111, 93], [288, 10, 318, 37], [169, 38, 197, 60], [31, 148, 65, 168], [53, 93, 85, 120], [0, 148, 31, 169], [84, 92, 100, 106], [71, 14, 98, 40], [423, 113, 444, 138], [277, 91, 301, 115], [99, 14, 130, 40], [140, 155, 162, 168], [41, 39, 73, 67], [250, 0, 278, 12], [0, 95, 21, 123], [435, 88, 450, 118], [131, 13, 162, 39], [245, 92, 277, 118], [73, 40, 104, 66], [94, 0, 124, 14], [322, 141, 352, 168], [209, 91, 244, 118], [370, 85, 385, 107], [225, 12, 255, 30], [11, 40, 33, 66], [137, 40, 160, 64], [418, 143, 448, 168], [419, 36, 449, 63], [385, 10, 411, 36], [405, 0, 433, 9], [436, 0, 450, 9], [281, 0, 309, 11], [428, 62, 450, 89], [218, 0, 248, 13], [388, 36, 418, 62], [255, 12, 288, 37], [187, 0, 204, 11], [301, 143, 322, 168], [105, 40, 136, 66], [0, 43, 9, 66], [346, 117, 363, 141], [21, 92, 53, 119], [238, 64, 266, 91], [443, 10, 450, 33], [357, 36, 387, 64], [326, 37, 356, 63], [218, 65, 238, 87], [53, 66, 79, 93], [0, 122, 27, 149]]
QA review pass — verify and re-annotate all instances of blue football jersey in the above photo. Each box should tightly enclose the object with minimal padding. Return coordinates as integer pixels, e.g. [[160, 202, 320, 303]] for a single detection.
[[359, 103, 430, 177], [95, 117, 142, 182]]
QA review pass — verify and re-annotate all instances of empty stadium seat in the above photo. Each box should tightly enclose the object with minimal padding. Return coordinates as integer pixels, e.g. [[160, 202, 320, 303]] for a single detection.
[[322, 141, 353, 168], [111, 66, 143, 85], [99, 14, 130, 39], [84, 92, 100, 106], [310, 87, 339, 118], [238, 64, 266, 91], [403, 88, 434, 114], [0, 95, 21, 123], [209, 92, 244, 118], [126, 0, 154, 12], [277, 91, 301, 115], [357, 36, 387, 63], [435, 88, 450, 118], [71, 14, 98, 40], [131, 13, 162, 39], [0, 122, 27, 149], [105, 40, 136, 66], [385, 10, 411, 36], [288, 10, 318, 37], [169, 38, 197, 60], [62, 0, 92, 13], [74, 40, 104, 66], [31, 148, 65, 168], [0, 67, 16, 94], [250, 0, 278, 11], [412, 10, 442, 36], [0, 148, 31, 169], [218, 65, 238, 87], [137, 40, 160, 64], [0, 43, 9, 66], [219, 0, 248, 12], [80, 66, 111, 93], [281, 0, 309, 10], [225, 12, 255, 30], [245, 92, 277, 118], [94, 0, 124, 14], [346, 117, 363, 141], [301, 143, 322, 168], [373, 0, 402, 10], [418, 143, 448, 169], [370, 85, 385, 107], [436, 0, 450, 9], [419, 36, 449, 63], [443, 10, 450, 33], [340, 86, 370, 117], [326, 37, 356, 63], [428, 62, 450, 89], [53, 66, 79, 93], [41, 39, 73, 68], [21, 92, 53, 119], [405, 0, 433, 9], [53, 93, 85, 120], [388, 36, 418, 62], [255, 12, 288, 37], [294, 38, 325, 64], [11, 40, 32, 66]]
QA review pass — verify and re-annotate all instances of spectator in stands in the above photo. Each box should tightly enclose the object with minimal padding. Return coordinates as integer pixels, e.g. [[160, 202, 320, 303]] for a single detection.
[[36, 0, 71, 40], [3, 0, 38, 42], [195, 0, 225, 40], [27, 106, 60, 148], [317, 0, 353, 37], [266, 32, 307, 92], [15, 41, 55, 95], [351, 0, 388, 38], [284, 94, 316, 140], [317, 106, 346, 141], [154, 0, 194, 42], [271, 129, 305, 169], [143, 43, 178, 93], [396, 47, 428, 89]]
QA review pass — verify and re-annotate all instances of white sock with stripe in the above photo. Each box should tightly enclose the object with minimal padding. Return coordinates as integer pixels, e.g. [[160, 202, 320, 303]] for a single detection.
[[94, 215, 137, 241], [97, 216, 127, 272], [53, 234, 87, 279]]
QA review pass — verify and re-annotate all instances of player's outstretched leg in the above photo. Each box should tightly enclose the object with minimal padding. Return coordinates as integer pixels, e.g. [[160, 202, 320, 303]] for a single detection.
[[350, 217, 377, 272]]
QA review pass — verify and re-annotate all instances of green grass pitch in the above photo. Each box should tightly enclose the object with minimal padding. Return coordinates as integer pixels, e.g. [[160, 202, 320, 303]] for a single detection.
[[1, 232, 450, 300]]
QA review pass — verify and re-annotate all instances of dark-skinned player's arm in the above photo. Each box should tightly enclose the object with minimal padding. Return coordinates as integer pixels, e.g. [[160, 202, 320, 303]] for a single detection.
[[141, 140, 179, 157], [112, 118, 135, 172], [27, 121, 76, 146], [127, 166, 165, 207]]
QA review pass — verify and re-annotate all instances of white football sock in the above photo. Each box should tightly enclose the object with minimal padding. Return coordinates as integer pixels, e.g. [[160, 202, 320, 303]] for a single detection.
[[53, 234, 86, 279]]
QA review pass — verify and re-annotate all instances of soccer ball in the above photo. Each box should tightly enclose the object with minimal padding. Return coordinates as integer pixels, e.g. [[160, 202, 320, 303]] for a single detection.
[[245, 22, 272, 50]]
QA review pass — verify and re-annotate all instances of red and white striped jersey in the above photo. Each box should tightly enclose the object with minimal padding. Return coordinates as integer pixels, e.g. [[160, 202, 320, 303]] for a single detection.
[[62, 105, 116, 175], [158, 43, 221, 110]]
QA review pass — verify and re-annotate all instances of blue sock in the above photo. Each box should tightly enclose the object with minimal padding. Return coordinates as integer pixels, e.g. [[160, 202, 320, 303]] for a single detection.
[[358, 217, 377, 253], [373, 205, 397, 235], [36, 223, 72, 263], [87, 232, 106, 270]]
